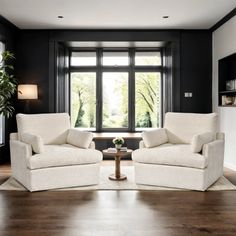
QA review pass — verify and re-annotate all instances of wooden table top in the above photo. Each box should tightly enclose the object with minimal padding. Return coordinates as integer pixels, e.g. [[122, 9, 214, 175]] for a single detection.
[[102, 149, 133, 156]]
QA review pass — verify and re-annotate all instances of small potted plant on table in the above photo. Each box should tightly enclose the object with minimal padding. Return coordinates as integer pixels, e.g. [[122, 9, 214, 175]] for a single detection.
[[112, 137, 124, 150]]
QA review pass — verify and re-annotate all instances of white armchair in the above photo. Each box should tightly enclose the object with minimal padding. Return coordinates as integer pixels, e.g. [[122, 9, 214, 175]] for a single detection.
[[10, 113, 102, 192], [132, 112, 225, 191]]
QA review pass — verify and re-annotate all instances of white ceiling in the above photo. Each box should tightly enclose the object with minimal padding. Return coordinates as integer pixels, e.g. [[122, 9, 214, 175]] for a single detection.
[[0, 0, 235, 29]]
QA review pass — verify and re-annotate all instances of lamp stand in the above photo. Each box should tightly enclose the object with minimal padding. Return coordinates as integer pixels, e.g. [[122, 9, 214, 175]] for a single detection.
[[24, 100, 30, 113]]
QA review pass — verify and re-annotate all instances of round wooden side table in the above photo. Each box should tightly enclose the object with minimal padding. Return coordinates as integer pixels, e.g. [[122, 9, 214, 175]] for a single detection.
[[102, 149, 133, 181]]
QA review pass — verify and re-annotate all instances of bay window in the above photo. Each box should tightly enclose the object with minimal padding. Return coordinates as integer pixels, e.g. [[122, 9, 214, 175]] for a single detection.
[[70, 48, 163, 131]]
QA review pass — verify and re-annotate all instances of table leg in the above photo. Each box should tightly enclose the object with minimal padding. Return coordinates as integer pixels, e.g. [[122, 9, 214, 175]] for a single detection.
[[115, 154, 121, 178], [109, 154, 127, 181]]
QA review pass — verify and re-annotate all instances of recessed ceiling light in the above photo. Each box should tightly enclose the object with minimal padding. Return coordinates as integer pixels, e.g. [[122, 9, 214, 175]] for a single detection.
[[163, 16, 169, 19], [58, 16, 64, 19]]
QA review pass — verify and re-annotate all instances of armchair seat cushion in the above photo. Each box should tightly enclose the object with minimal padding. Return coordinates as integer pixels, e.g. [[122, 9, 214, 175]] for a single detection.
[[132, 144, 208, 169], [26, 144, 103, 170]]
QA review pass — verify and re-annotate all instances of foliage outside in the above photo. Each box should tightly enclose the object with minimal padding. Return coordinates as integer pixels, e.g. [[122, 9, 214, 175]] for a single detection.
[[71, 73, 96, 128], [0, 51, 17, 118], [71, 55, 161, 129], [102, 72, 128, 128], [135, 72, 160, 128]]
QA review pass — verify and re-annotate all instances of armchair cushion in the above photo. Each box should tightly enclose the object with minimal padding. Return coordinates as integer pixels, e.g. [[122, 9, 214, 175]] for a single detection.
[[21, 133, 44, 154], [191, 132, 215, 153], [142, 128, 168, 148], [27, 144, 102, 170], [132, 144, 208, 169], [67, 129, 93, 149], [16, 113, 70, 145], [164, 112, 218, 144]]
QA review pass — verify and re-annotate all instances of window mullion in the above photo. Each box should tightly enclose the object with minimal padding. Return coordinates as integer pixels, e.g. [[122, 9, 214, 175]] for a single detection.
[[129, 49, 135, 131], [96, 48, 102, 132]]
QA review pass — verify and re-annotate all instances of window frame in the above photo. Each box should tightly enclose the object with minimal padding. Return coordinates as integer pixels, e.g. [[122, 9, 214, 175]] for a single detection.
[[0, 41, 5, 145], [69, 48, 163, 132]]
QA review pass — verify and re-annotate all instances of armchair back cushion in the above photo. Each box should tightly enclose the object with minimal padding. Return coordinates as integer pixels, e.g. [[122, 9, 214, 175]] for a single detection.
[[67, 129, 93, 149], [142, 128, 168, 148], [16, 113, 70, 145], [164, 112, 218, 144]]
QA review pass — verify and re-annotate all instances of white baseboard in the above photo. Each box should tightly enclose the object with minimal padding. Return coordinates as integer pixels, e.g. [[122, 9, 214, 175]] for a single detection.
[[224, 162, 236, 171]]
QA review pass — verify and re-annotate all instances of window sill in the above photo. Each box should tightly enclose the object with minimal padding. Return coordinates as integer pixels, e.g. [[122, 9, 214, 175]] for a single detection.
[[92, 132, 142, 140]]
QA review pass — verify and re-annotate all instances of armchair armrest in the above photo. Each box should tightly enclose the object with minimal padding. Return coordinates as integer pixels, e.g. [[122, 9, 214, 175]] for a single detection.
[[10, 140, 33, 182], [202, 140, 225, 177], [216, 132, 225, 141], [139, 140, 146, 149], [10, 140, 32, 164], [89, 141, 96, 149], [10, 132, 18, 141], [203, 140, 224, 158], [202, 140, 224, 183]]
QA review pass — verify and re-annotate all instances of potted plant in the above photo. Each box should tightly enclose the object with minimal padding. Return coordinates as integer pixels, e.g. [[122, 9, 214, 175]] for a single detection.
[[112, 137, 124, 150], [0, 51, 17, 145], [0, 51, 17, 118]]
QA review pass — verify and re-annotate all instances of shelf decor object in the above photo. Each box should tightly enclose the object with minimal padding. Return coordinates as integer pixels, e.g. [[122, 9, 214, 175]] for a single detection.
[[218, 53, 236, 107], [18, 84, 38, 113]]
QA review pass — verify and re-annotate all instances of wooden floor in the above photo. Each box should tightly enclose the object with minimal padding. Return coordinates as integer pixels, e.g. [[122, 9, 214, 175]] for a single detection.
[[1, 162, 236, 236]]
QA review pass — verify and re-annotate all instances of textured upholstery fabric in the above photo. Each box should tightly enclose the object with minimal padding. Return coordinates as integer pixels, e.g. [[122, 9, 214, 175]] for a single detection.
[[16, 113, 70, 145], [10, 133, 18, 141], [216, 132, 225, 140], [134, 139, 224, 191], [191, 132, 215, 153], [27, 163, 100, 192], [164, 112, 218, 144], [142, 128, 168, 148], [27, 144, 102, 170], [11, 113, 102, 191], [89, 141, 96, 149], [132, 144, 207, 169], [133, 113, 224, 191], [67, 129, 93, 149], [21, 133, 44, 154]]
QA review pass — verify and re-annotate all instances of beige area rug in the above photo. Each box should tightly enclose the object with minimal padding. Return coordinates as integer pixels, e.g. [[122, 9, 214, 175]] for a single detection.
[[0, 166, 236, 191]]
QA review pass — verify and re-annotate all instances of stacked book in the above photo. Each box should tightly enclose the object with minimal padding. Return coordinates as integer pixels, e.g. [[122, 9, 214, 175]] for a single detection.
[[107, 148, 117, 153], [120, 147, 128, 152], [107, 147, 128, 153]]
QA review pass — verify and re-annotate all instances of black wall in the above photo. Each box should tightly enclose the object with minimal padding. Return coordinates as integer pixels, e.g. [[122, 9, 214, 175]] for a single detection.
[[48, 30, 181, 113], [0, 17, 18, 163], [16, 30, 50, 113], [180, 31, 212, 112], [0, 22, 213, 160], [15, 29, 213, 114]]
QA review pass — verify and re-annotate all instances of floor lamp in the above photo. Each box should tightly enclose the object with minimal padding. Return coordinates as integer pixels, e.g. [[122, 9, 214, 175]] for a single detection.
[[18, 84, 38, 113]]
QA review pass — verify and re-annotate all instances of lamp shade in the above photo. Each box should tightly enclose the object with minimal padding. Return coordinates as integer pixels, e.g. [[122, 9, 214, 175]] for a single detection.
[[18, 84, 38, 100]]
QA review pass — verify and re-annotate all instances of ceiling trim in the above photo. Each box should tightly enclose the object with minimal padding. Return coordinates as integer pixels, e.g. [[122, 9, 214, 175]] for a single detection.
[[0, 15, 19, 31], [210, 7, 236, 32]]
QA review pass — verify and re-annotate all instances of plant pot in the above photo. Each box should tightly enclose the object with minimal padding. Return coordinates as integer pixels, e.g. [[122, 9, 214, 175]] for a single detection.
[[115, 144, 122, 150]]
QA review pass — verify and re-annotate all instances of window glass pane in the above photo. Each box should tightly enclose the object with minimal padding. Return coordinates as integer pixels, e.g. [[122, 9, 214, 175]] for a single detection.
[[135, 72, 161, 129], [71, 52, 96, 66], [135, 51, 161, 66], [103, 52, 129, 66], [102, 72, 128, 128], [71, 73, 96, 129]]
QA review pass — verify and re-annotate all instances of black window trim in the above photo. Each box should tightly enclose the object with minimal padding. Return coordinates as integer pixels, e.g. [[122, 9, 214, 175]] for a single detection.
[[69, 47, 163, 132]]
